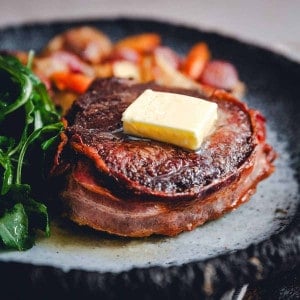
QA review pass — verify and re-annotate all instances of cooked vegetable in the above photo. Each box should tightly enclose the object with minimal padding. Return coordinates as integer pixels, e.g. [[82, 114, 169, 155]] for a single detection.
[[182, 42, 211, 79], [114, 33, 161, 54], [199, 60, 239, 90], [51, 71, 93, 94], [0, 54, 63, 250]]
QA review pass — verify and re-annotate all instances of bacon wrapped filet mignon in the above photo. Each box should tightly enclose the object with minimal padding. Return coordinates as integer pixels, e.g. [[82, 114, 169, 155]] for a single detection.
[[51, 78, 276, 237]]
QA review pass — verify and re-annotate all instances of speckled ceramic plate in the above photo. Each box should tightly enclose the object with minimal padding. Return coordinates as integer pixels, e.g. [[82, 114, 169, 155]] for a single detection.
[[0, 18, 299, 299]]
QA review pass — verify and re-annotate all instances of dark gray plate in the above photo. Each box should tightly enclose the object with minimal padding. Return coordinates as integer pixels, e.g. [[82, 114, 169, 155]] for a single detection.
[[0, 18, 299, 299]]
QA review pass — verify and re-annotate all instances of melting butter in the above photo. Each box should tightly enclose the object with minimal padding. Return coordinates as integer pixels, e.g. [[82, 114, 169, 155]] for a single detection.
[[122, 89, 218, 150]]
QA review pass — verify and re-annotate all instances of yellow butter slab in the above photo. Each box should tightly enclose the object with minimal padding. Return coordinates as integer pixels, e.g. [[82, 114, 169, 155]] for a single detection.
[[122, 89, 218, 150]]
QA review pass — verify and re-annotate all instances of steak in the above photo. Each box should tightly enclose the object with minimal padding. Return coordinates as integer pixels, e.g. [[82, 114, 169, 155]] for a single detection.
[[51, 77, 276, 237]]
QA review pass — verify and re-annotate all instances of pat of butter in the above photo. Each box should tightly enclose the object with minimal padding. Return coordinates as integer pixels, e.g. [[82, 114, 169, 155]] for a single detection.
[[122, 89, 218, 150]]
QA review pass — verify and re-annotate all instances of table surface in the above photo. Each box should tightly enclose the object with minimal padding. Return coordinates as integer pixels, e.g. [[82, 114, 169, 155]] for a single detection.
[[1, 0, 300, 62]]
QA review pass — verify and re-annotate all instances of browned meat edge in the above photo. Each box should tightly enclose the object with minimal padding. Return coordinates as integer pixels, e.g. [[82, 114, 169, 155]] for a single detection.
[[51, 79, 276, 237]]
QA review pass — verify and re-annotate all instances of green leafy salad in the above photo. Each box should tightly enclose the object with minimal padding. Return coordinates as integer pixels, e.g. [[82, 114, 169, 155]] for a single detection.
[[0, 54, 63, 251]]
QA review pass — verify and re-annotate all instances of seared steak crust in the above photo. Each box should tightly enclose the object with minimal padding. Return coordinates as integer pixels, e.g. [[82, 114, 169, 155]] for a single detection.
[[52, 78, 276, 236]]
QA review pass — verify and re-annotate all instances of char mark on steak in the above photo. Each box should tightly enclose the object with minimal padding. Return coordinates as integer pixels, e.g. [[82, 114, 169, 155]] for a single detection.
[[51, 77, 276, 237]]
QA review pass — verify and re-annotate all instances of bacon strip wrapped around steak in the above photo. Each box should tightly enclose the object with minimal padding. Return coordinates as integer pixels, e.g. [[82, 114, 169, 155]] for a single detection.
[[51, 78, 276, 237]]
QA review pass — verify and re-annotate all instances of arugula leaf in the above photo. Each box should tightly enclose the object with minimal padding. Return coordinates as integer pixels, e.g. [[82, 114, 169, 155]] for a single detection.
[[0, 58, 33, 119], [0, 54, 63, 250], [0, 203, 32, 251], [8, 184, 50, 236]]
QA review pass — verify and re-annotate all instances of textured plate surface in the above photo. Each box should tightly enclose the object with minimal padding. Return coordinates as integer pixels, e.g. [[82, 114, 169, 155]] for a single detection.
[[0, 18, 299, 299]]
